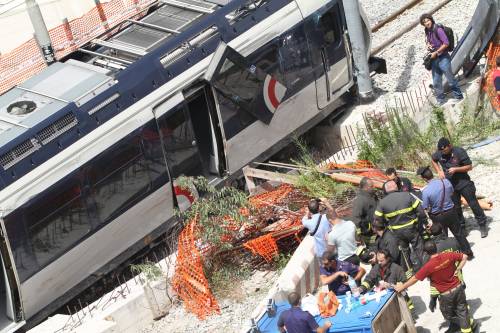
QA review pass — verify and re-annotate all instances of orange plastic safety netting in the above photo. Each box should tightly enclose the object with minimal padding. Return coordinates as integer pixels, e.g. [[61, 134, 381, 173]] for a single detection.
[[249, 184, 295, 208], [483, 42, 500, 111], [172, 218, 220, 320], [0, 0, 156, 94], [243, 234, 279, 262], [326, 159, 388, 179]]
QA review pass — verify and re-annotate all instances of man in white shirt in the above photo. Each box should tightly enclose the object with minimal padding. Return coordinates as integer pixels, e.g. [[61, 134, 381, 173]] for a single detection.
[[326, 205, 359, 265], [301, 199, 331, 258]]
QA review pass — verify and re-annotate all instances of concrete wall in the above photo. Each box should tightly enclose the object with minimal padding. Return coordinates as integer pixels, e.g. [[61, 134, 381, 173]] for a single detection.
[[244, 235, 320, 332], [29, 253, 177, 333]]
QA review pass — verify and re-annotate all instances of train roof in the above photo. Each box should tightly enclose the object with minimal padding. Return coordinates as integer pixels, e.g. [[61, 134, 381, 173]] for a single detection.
[[0, 0, 294, 190]]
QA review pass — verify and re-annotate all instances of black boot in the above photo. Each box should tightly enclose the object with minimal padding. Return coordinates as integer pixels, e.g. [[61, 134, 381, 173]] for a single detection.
[[480, 225, 488, 238]]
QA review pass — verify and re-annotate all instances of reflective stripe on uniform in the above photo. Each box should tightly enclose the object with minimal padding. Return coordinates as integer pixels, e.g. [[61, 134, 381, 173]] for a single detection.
[[407, 298, 415, 310], [385, 206, 416, 218], [411, 199, 420, 209], [461, 327, 472, 333], [374, 210, 384, 217], [356, 246, 365, 256], [388, 218, 418, 230], [430, 286, 440, 296], [362, 281, 371, 289]]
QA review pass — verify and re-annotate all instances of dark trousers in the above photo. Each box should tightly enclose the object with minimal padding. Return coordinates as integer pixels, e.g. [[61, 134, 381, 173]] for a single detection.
[[439, 285, 472, 332], [343, 254, 360, 266], [390, 226, 423, 273], [430, 209, 473, 256], [452, 182, 486, 226]]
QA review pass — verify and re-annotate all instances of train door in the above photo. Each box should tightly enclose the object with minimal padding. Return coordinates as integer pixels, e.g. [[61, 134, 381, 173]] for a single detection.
[[306, 1, 351, 109], [152, 89, 224, 209], [204, 42, 288, 173], [0, 222, 24, 333]]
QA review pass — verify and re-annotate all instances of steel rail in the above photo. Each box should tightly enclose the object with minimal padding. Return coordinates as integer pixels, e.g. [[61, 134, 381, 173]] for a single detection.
[[371, 0, 424, 33], [371, 0, 453, 56]]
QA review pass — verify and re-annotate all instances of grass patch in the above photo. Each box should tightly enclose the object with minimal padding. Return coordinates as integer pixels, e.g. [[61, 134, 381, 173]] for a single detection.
[[357, 101, 500, 170], [205, 259, 252, 299]]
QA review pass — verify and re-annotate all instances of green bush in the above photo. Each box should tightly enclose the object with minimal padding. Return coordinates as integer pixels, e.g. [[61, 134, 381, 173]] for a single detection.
[[292, 139, 353, 199], [357, 101, 500, 170]]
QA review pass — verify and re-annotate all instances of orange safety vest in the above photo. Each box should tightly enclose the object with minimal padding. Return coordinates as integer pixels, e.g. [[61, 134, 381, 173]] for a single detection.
[[318, 291, 339, 318]]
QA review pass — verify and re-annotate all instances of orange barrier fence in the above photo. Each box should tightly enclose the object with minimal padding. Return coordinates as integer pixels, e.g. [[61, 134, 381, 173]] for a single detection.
[[172, 219, 220, 320], [483, 41, 500, 111], [243, 234, 279, 263], [171, 163, 396, 319], [0, 0, 156, 94]]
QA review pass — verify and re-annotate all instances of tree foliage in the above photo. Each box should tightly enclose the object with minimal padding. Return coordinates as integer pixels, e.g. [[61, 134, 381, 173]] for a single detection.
[[175, 176, 250, 251]]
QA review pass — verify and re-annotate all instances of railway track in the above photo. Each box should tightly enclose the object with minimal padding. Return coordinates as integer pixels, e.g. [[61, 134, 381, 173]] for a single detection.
[[370, 0, 453, 55]]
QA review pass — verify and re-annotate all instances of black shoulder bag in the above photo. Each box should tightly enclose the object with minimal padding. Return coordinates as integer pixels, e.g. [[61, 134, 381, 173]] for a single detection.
[[309, 214, 324, 236]]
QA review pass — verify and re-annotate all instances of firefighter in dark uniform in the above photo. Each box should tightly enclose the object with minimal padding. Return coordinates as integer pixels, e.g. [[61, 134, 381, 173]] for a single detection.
[[396, 241, 476, 333], [351, 177, 378, 247], [370, 219, 401, 267], [360, 249, 414, 311], [417, 165, 473, 258], [375, 180, 426, 276], [431, 137, 488, 238], [426, 223, 473, 333]]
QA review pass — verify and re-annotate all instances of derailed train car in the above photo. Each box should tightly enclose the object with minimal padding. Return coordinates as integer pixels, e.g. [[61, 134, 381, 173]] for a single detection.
[[0, 0, 382, 331]]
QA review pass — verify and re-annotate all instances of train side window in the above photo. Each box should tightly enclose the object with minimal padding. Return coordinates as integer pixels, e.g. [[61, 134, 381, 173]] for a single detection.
[[4, 175, 91, 281], [280, 23, 313, 94], [87, 130, 151, 224], [214, 42, 284, 140], [317, 5, 342, 47], [141, 121, 170, 189]]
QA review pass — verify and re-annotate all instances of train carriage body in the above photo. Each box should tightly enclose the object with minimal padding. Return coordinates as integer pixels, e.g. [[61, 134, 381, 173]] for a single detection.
[[0, 0, 375, 330]]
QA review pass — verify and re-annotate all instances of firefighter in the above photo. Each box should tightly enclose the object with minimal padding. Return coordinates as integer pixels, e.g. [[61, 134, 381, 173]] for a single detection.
[[370, 219, 401, 267], [395, 241, 476, 333], [351, 177, 378, 247], [360, 249, 415, 311], [431, 137, 488, 238], [417, 165, 473, 258], [360, 249, 405, 291], [375, 180, 426, 275], [426, 222, 471, 331]]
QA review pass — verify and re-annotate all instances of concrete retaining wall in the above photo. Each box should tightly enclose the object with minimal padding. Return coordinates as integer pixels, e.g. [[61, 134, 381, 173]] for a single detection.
[[29, 254, 177, 333], [244, 235, 319, 332]]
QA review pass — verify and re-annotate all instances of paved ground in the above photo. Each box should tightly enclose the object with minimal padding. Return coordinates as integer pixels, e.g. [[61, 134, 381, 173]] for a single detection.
[[409, 140, 500, 333]]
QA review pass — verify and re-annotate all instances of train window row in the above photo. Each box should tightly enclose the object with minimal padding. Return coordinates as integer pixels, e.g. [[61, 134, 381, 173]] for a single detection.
[[4, 121, 171, 282]]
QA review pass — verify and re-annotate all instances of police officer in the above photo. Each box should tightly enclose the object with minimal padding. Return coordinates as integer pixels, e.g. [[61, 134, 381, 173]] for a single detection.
[[351, 177, 378, 247], [431, 137, 488, 238], [375, 180, 426, 275], [417, 166, 473, 257]]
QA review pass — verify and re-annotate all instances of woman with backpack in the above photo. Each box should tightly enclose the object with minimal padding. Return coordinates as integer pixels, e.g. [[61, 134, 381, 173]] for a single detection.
[[420, 13, 463, 105]]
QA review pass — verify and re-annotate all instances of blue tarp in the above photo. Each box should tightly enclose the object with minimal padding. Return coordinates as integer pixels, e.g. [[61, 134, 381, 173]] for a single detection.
[[257, 291, 393, 333]]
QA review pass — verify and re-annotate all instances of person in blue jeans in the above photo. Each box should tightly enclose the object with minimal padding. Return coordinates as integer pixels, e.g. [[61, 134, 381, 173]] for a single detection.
[[420, 14, 463, 104]]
